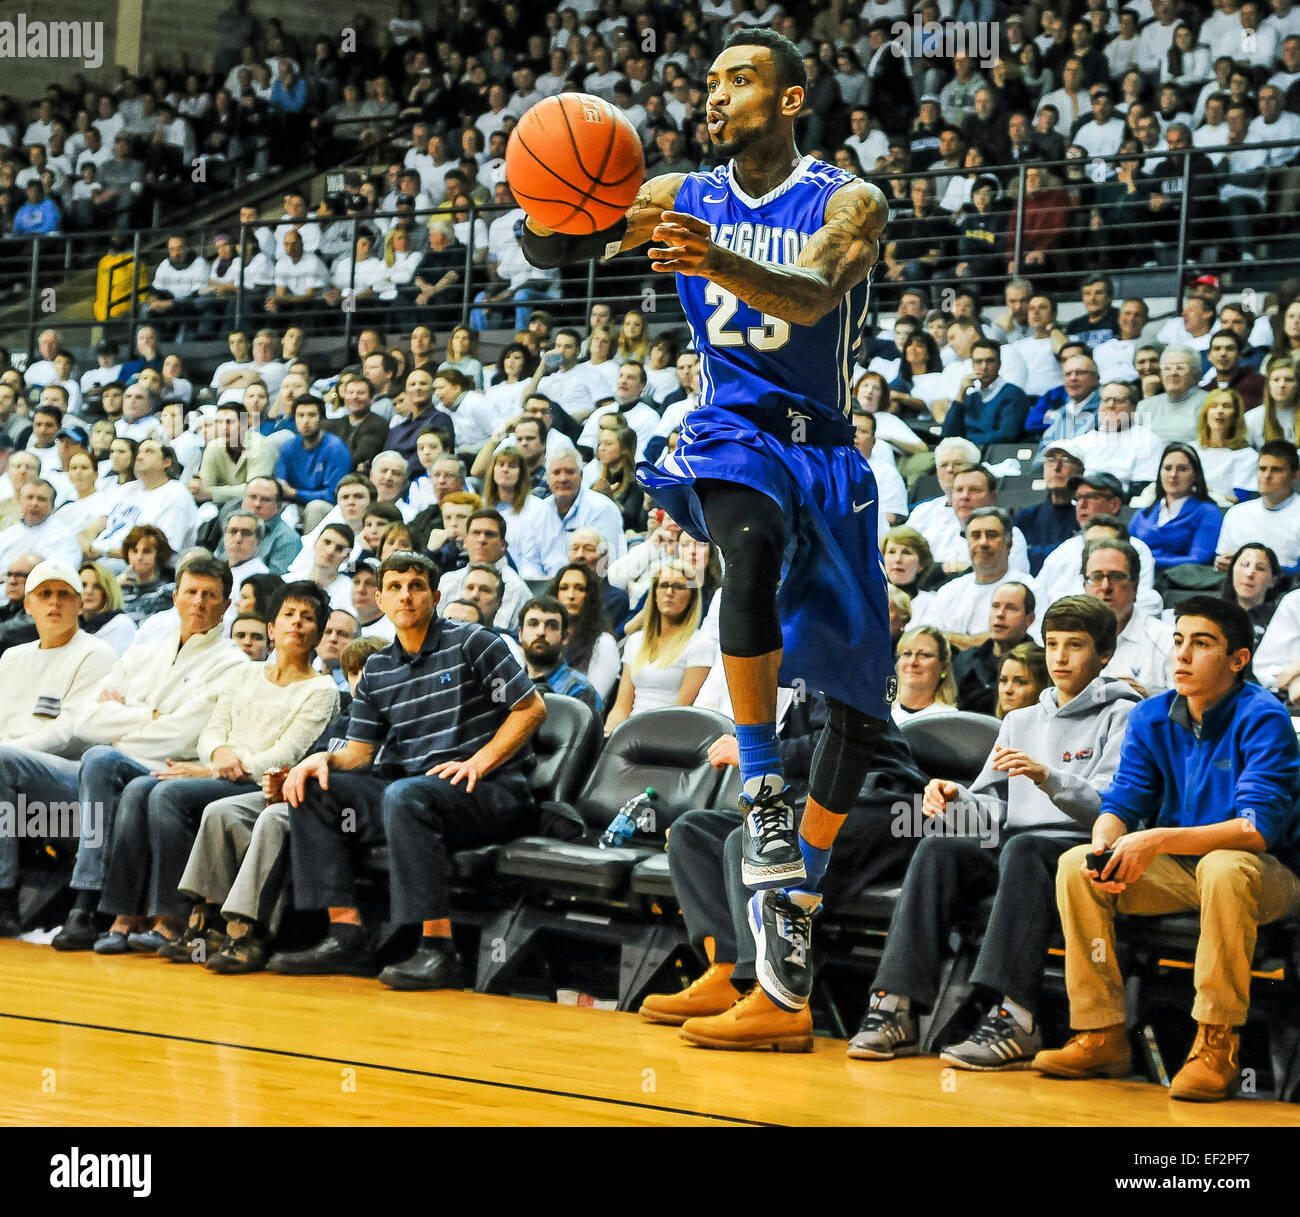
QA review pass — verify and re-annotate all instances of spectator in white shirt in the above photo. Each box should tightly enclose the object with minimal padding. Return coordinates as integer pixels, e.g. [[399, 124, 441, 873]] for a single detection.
[[1092, 299, 1151, 384], [146, 236, 211, 340], [534, 448, 627, 577], [1074, 87, 1127, 159], [1214, 440, 1300, 571], [914, 507, 1041, 648], [1006, 295, 1069, 397], [1084, 538, 1173, 695], [576, 362, 661, 459], [89, 439, 197, 560], [265, 229, 330, 318], [23, 327, 61, 387], [0, 480, 80, 570], [603, 562, 715, 734]]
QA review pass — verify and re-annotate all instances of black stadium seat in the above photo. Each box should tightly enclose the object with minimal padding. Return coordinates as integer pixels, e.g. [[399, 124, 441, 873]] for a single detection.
[[900, 712, 1001, 785], [493, 705, 736, 894], [474, 706, 737, 1005]]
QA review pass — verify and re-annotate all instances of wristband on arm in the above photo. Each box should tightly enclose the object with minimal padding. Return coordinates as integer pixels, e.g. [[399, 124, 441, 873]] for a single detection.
[[521, 217, 629, 269]]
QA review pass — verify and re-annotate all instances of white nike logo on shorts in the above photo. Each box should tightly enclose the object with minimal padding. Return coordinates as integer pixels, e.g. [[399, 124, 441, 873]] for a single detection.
[[852, 499, 874, 513]]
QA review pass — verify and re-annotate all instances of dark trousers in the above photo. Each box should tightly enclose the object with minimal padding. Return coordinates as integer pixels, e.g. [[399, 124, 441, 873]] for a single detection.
[[872, 829, 1085, 1015], [668, 801, 918, 984], [290, 770, 535, 923], [100, 776, 258, 918]]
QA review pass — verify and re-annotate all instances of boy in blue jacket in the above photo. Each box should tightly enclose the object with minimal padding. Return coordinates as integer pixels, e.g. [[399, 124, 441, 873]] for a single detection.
[[1036, 596, 1300, 1100]]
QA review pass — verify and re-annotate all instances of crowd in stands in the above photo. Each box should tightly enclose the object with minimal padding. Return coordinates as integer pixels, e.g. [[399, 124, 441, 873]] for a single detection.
[[2, 0, 1300, 1103]]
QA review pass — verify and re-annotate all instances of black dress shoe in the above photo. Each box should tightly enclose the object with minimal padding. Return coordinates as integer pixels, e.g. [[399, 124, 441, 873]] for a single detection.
[[206, 931, 269, 974], [266, 933, 378, 977], [52, 909, 99, 951], [379, 939, 465, 991]]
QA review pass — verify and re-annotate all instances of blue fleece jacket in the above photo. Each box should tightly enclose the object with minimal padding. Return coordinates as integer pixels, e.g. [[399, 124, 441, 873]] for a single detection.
[[1101, 681, 1300, 875]]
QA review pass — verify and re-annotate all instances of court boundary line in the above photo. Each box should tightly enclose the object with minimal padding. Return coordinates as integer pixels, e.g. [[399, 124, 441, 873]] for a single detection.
[[0, 1010, 777, 1126]]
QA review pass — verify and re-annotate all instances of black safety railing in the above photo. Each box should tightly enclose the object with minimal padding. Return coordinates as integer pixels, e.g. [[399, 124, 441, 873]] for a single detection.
[[7, 136, 1300, 364]]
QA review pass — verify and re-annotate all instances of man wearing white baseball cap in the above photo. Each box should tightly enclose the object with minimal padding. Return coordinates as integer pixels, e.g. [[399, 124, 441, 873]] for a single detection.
[[0, 560, 116, 936]]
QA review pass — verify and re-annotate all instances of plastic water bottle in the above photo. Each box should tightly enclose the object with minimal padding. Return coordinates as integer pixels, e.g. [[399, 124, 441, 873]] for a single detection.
[[599, 787, 656, 849]]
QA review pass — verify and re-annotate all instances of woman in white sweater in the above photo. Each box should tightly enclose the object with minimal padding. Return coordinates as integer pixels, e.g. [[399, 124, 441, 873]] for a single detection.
[[95, 581, 339, 953]]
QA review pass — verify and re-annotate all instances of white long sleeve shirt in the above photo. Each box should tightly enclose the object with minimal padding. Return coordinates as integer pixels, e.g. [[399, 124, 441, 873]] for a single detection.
[[152, 256, 211, 299], [1254, 587, 1300, 691], [68, 620, 248, 769], [197, 664, 338, 780], [0, 630, 117, 755]]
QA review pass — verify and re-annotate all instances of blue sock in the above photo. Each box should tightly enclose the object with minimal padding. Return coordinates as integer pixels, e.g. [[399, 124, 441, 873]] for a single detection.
[[735, 721, 782, 786], [796, 837, 831, 893]]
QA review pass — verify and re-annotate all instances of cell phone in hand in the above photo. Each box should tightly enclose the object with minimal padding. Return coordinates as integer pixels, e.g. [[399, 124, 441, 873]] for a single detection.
[[1086, 848, 1114, 877]]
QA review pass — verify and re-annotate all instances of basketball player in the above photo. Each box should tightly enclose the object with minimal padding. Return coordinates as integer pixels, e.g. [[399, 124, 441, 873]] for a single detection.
[[522, 28, 893, 1049]]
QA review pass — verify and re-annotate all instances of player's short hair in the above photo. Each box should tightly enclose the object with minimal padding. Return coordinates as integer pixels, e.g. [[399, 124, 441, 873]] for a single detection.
[[721, 26, 808, 93]]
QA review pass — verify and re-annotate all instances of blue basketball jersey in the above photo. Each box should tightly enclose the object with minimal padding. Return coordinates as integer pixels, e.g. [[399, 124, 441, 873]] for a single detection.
[[674, 156, 872, 426]]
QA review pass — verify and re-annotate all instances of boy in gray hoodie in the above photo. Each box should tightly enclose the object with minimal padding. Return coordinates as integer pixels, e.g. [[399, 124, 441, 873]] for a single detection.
[[848, 595, 1140, 1070]]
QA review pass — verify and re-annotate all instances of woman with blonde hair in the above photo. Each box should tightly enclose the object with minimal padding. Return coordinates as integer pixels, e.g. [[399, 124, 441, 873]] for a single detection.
[[1246, 354, 1299, 447], [438, 324, 484, 389], [1194, 389, 1259, 502], [891, 626, 958, 725], [995, 642, 1049, 719], [78, 561, 137, 654], [603, 561, 715, 734], [614, 308, 650, 365]]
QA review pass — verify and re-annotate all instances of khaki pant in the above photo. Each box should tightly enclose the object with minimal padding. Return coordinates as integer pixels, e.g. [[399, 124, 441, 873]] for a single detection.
[[1056, 844, 1300, 1029]]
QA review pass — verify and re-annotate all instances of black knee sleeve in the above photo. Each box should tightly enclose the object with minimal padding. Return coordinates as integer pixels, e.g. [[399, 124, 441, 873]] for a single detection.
[[698, 480, 786, 657], [809, 698, 887, 814]]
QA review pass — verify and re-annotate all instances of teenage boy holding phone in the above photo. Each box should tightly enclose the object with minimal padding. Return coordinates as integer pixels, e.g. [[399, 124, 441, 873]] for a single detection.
[[1036, 596, 1300, 1101]]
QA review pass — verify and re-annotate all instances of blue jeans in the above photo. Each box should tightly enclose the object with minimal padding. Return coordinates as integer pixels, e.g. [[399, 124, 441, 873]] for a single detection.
[[100, 775, 257, 917], [0, 745, 80, 890], [70, 746, 151, 892]]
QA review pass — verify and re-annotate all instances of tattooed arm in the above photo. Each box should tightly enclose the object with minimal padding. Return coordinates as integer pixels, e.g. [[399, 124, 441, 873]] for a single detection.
[[644, 179, 888, 327]]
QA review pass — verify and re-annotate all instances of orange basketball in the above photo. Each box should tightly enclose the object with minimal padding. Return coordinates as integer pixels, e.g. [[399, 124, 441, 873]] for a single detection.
[[506, 93, 645, 235]]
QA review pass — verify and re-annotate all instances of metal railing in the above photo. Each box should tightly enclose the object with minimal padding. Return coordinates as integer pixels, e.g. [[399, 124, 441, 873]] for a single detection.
[[7, 137, 1300, 364]]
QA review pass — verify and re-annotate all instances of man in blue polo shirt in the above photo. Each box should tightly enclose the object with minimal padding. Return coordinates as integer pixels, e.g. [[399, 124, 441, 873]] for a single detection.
[[1035, 596, 1300, 1101], [269, 550, 545, 988], [274, 396, 351, 534]]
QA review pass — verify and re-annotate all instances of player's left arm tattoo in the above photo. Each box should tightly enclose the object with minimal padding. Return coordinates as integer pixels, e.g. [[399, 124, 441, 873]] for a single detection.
[[647, 180, 887, 327]]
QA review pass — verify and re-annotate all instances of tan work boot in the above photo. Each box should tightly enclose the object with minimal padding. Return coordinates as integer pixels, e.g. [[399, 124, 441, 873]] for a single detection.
[[679, 985, 814, 1052], [1033, 1024, 1131, 1078], [639, 961, 740, 1026], [1169, 1024, 1240, 1102]]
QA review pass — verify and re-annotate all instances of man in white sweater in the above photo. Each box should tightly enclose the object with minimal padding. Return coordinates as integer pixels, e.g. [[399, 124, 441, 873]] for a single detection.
[[0, 561, 117, 934], [97, 580, 338, 954], [5, 556, 248, 950]]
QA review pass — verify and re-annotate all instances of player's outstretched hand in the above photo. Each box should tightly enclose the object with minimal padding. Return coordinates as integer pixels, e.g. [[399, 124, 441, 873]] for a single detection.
[[648, 211, 714, 275]]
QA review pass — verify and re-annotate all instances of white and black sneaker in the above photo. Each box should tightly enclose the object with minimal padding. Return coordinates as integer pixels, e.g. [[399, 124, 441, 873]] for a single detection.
[[739, 775, 805, 890], [847, 991, 919, 1060], [748, 888, 820, 1012], [939, 1006, 1043, 1071]]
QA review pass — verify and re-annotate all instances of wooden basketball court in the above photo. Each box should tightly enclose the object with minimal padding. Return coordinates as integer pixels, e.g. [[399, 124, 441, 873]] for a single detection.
[[2, 940, 1297, 1126]]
